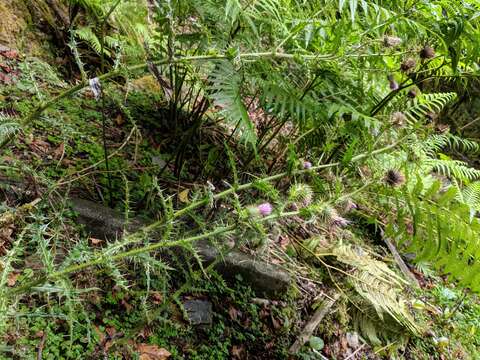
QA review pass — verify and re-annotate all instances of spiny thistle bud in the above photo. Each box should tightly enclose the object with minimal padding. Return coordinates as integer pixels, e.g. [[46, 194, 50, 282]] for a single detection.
[[303, 161, 312, 170], [389, 80, 399, 90], [384, 169, 405, 187], [401, 58, 417, 73], [288, 183, 313, 207], [407, 89, 417, 98], [383, 36, 402, 47], [420, 45, 435, 59], [247, 202, 273, 217], [391, 111, 407, 127], [318, 205, 350, 228], [387, 75, 399, 90], [331, 215, 351, 227], [343, 199, 358, 213]]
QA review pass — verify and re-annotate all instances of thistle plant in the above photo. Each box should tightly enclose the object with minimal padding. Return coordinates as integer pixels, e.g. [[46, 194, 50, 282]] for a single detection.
[[2, 0, 480, 357]]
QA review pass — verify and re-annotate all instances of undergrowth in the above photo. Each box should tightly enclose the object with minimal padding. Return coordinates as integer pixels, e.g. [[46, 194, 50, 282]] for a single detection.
[[1, 0, 480, 359]]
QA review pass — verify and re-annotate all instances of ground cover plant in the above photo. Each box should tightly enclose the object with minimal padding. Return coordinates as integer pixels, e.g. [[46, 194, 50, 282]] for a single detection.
[[1, 0, 480, 358]]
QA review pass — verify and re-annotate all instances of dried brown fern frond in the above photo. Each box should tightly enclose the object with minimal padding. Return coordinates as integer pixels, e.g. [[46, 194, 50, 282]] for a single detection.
[[333, 243, 421, 335]]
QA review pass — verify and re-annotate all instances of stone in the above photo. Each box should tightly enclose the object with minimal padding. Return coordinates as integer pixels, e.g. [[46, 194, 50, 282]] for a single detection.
[[70, 198, 292, 296], [196, 240, 291, 296], [346, 332, 360, 349], [183, 299, 213, 325], [70, 198, 143, 240], [151, 155, 166, 167]]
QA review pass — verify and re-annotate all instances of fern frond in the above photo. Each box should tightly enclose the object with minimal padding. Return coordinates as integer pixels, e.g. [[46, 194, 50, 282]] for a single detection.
[[67, 0, 104, 18], [0, 114, 20, 142], [74, 27, 111, 56], [389, 179, 480, 293], [427, 158, 480, 182], [404, 92, 457, 124], [333, 244, 420, 334], [209, 61, 257, 149], [461, 181, 480, 210], [423, 133, 479, 156]]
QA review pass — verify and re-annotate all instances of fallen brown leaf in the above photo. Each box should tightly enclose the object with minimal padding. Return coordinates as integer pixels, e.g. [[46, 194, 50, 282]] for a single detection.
[[231, 345, 245, 359], [121, 299, 133, 312], [105, 327, 116, 337], [178, 189, 190, 203], [115, 114, 125, 126], [270, 314, 282, 330], [228, 306, 240, 321], [53, 142, 65, 160], [278, 235, 289, 250], [90, 237, 103, 245], [259, 307, 270, 319], [0, 225, 14, 242], [137, 344, 171, 360], [29, 138, 50, 154], [7, 272, 19, 287]]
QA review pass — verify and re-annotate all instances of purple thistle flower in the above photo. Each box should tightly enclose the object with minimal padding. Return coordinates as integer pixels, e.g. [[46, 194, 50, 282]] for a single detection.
[[257, 202, 273, 216], [303, 161, 312, 170]]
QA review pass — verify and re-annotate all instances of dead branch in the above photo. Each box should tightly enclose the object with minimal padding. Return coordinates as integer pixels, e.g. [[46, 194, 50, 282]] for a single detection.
[[289, 293, 340, 354]]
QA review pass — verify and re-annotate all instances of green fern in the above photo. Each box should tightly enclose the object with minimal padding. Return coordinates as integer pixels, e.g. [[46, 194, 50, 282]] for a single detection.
[[209, 61, 257, 149], [0, 114, 20, 143], [387, 177, 480, 292], [73, 27, 111, 56], [403, 92, 457, 124], [427, 157, 480, 182], [423, 133, 479, 156], [459, 181, 480, 211]]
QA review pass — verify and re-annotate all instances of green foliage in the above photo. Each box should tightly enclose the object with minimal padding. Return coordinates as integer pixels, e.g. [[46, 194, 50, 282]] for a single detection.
[[4, 0, 480, 357], [403, 92, 458, 124], [209, 61, 256, 148], [388, 177, 480, 292], [0, 114, 20, 144]]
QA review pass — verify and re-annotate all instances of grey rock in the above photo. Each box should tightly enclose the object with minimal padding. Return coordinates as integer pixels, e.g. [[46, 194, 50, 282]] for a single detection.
[[196, 240, 291, 296], [70, 198, 143, 240], [70, 198, 292, 296], [151, 156, 167, 167], [346, 332, 360, 349], [183, 299, 213, 325]]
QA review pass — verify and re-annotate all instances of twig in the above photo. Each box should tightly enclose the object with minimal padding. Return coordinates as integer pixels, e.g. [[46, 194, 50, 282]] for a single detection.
[[374, 341, 397, 354], [383, 236, 419, 287], [312, 350, 330, 360], [343, 343, 366, 360], [289, 293, 340, 354], [37, 332, 47, 360], [445, 288, 468, 319]]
